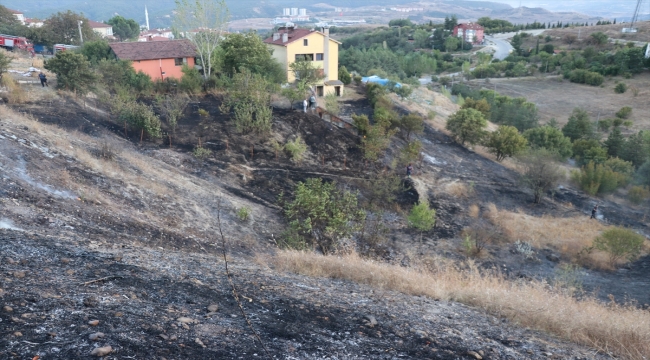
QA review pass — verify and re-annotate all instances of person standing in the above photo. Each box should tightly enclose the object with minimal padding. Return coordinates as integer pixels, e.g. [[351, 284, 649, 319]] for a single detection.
[[406, 163, 413, 178], [38, 72, 48, 87], [303, 99, 308, 113], [590, 205, 599, 219], [309, 94, 316, 112]]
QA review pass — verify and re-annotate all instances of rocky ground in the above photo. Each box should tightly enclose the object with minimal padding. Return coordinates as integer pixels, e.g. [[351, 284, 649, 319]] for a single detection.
[[0, 81, 649, 358]]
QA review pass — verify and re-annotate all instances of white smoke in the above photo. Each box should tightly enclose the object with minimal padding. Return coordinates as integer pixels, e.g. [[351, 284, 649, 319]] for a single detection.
[[14, 159, 76, 199], [0, 218, 23, 231]]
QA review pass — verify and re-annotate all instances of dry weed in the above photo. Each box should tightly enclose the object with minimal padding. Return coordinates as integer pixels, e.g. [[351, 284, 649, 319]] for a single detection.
[[484, 204, 619, 268], [1, 76, 28, 104], [443, 181, 474, 198], [468, 204, 480, 218], [274, 250, 650, 360], [31, 58, 44, 68]]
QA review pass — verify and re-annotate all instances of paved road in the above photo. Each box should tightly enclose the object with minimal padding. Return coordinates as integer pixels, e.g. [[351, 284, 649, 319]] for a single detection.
[[485, 29, 547, 61]]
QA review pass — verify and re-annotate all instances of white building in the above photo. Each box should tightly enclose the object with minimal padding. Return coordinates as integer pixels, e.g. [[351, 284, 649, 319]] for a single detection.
[[7, 8, 25, 25], [290, 8, 298, 16], [299, 8, 307, 16], [283, 8, 290, 16]]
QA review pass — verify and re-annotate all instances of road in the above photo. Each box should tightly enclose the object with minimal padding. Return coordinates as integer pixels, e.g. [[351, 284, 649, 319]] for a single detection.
[[485, 29, 547, 61]]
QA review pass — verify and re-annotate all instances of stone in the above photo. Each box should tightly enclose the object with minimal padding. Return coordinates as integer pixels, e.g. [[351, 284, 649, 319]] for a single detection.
[[114, 312, 123, 317], [91, 346, 113, 357], [207, 304, 219, 313], [467, 350, 483, 359], [89, 332, 105, 341], [195, 338, 206, 348], [13, 331, 22, 337], [159, 334, 169, 340], [88, 320, 100, 326], [3, 305, 13, 312], [546, 254, 560, 262], [177, 317, 196, 324], [14, 271, 25, 278], [83, 296, 99, 307], [65, 269, 75, 275], [364, 315, 378, 327]]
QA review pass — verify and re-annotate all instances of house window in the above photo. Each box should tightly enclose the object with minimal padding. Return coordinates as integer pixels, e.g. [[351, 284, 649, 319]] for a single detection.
[[303, 39, 308, 46], [174, 58, 184, 66], [295, 54, 314, 61], [316, 53, 324, 61]]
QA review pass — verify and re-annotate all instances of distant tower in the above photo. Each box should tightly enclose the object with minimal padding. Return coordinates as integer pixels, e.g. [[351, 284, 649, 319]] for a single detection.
[[145, 5, 150, 30]]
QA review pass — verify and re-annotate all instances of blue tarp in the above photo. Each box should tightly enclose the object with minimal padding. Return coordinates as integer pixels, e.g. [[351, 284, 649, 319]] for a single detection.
[[361, 75, 402, 88]]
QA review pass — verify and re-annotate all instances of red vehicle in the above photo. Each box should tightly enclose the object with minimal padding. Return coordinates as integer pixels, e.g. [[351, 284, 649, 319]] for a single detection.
[[53, 44, 79, 53], [0, 34, 34, 54]]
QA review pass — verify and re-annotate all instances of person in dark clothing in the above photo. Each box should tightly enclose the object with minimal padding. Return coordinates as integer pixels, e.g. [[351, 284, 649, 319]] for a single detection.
[[406, 163, 413, 177], [38, 72, 48, 87], [590, 205, 599, 219], [309, 95, 316, 112]]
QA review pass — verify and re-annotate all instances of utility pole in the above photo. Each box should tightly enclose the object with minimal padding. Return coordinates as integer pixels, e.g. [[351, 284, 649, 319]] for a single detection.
[[578, 28, 581, 40], [78, 20, 84, 44]]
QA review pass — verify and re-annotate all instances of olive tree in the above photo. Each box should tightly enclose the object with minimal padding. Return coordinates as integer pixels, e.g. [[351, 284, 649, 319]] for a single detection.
[[485, 125, 528, 161], [446, 108, 487, 146]]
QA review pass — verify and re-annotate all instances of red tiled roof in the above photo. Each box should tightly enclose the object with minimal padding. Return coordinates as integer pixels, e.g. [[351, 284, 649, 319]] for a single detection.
[[87, 20, 112, 29], [263, 28, 341, 46], [110, 39, 197, 61], [6, 8, 22, 15], [455, 23, 484, 30]]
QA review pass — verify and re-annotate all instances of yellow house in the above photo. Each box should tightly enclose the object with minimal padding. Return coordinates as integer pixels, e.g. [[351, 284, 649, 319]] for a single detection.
[[264, 26, 344, 97]]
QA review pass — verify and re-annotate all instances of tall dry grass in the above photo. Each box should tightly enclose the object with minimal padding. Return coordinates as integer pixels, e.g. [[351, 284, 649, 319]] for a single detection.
[[273, 250, 650, 360], [1, 76, 28, 104], [483, 204, 615, 267]]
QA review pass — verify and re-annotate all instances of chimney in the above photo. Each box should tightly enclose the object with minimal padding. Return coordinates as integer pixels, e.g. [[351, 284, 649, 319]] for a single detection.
[[282, 33, 288, 43], [273, 32, 280, 41]]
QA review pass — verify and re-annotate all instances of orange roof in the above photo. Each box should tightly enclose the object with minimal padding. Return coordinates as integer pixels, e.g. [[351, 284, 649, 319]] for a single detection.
[[6, 8, 22, 15]]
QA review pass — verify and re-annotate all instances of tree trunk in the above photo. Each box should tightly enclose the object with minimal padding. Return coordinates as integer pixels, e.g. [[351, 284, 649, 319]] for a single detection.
[[124, 121, 127, 138], [140, 128, 144, 143], [169, 135, 172, 148]]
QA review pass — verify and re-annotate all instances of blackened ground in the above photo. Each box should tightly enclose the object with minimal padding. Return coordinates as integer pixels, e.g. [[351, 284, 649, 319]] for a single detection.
[[0, 231, 611, 360]]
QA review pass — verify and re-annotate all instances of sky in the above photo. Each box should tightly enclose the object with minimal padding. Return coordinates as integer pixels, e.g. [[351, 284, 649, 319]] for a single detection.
[[488, 0, 650, 20]]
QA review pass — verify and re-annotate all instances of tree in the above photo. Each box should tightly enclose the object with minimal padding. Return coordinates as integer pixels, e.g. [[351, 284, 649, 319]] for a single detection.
[[446, 108, 487, 146], [219, 32, 284, 83], [399, 140, 422, 165], [605, 127, 625, 158], [519, 149, 564, 204], [173, 0, 229, 79], [408, 201, 436, 243], [361, 124, 396, 162], [281, 178, 365, 253], [461, 98, 490, 118], [485, 125, 528, 161], [394, 85, 413, 100], [338, 66, 352, 85], [616, 106, 632, 119], [590, 32, 609, 47], [0, 51, 12, 80], [444, 36, 459, 52], [572, 139, 606, 166], [621, 131, 650, 168], [290, 56, 325, 88], [614, 83, 627, 94], [118, 101, 162, 142], [44, 51, 97, 95], [399, 113, 424, 140], [156, 93, 189, 147], [571, 161, 627, 195], [523, 126, 573, 160], [42, 11, 98, 45], [80, 40, 113, 65], [107, 16, 140, 40], [219, 68, 273, 134], [636, 160, 650, 187], [511, 34, 523, 54], [0, 5, 22, 34], [593, 228, 645, 267], [562, 108, 594, 141]]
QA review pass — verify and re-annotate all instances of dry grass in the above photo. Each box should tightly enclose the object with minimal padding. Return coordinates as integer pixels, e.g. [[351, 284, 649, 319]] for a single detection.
[[468, 204, 480, 218], [273, 250, 650, 360], [1, 76, 28, 104], [31, 58, 44, 68], [483, 204, 617, 268]]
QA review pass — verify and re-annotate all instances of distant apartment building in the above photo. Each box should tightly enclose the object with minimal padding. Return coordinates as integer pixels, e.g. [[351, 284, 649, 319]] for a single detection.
[[25, 18, 43, 28], [290, 8, 298, 16], [283, 8, 291, 16], [139, 29, 174, 42], [88, 20, 114, 38], [390, 7, 424, 12], [453, 23, 485, 44], [272, 16, 310, 24], [6, 8, 25, 25], [299, 8, 307, 16]]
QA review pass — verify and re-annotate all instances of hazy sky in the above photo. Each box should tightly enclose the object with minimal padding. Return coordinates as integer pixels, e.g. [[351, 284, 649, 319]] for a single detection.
[[488, 0, 648, 19]]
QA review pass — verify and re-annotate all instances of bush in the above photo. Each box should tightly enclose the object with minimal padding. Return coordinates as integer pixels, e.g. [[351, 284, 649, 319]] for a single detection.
[[192, 144, 212, 159], [352, 114, 370, 136], [178, 65, 203, 94], [627, 185, 650, 205], [567, 69, 604, 86], [338, 66, 352, 85], [324, 94, 340, 116], [44, 51, 97, 95], [407, 201, 436, 242], [285, 136, 308, 162], [484, 125, 528, 162], [280, 178, 365, 253], [399, 113, 424, 140], [636, 161, 650, 187], [571, 161, 628, 195], [614, 83, 627, 94], [518, 149, 565, 204], [593, 227, 645, 267], [615, 106, 632, 119], [236, 207, 251, 222]]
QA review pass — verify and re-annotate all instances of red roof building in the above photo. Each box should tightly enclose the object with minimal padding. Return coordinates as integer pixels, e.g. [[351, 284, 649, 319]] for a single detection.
[[453, 23, 485, 45], [109, 40, 197, 81]]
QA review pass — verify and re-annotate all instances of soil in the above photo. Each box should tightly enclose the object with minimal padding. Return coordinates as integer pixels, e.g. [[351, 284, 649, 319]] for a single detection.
[[0, 75, 649, 358]]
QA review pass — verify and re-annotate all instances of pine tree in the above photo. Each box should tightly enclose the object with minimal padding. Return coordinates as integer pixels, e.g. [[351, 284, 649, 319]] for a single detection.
[[605, 127, 625, 158]]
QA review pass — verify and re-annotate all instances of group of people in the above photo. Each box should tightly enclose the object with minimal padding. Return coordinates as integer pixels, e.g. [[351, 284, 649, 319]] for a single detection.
[[303, 95, 317, 113]]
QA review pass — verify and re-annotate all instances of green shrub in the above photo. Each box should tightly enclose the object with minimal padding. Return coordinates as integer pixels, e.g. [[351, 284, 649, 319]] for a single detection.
[[446, 108, 487, 146], [568, 69, 604, 86], [523, 126, 573, 160], [324, 94, 340, 116], [280, 178, 365, 253], [615, 106, 632, 119], [408, 201, 436, 242], [597, 119, 612, 132], [193, 144, 212, 159], [236, 207, 251, 221], [352, 114, 370, 136], [485, 125, 528, 162], [338, 66, 352, 85], [614, 83, 627, 94], [593, 227, 645, 267], [627, 185, 650, 205], [179, 65, 203, 94], [285, 136, 308, 162], [571, 161, 627, 195]]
